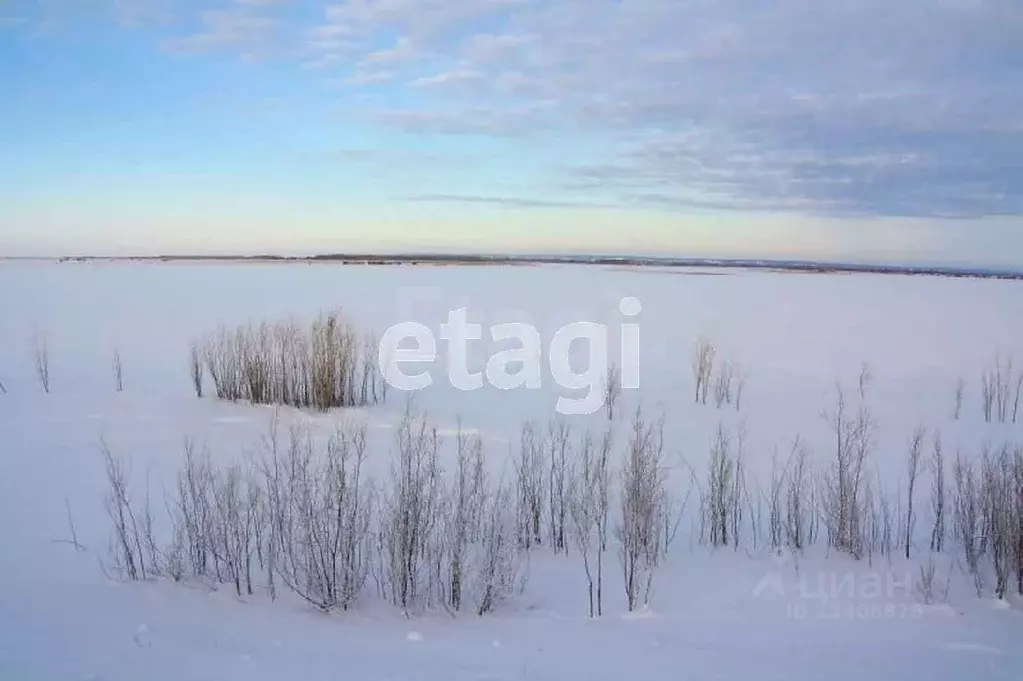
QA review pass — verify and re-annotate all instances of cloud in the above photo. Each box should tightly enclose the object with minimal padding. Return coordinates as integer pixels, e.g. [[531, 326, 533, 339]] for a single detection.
[[346, 0, 1023, 217], [14, 0, 1023, 218], [409, 68, 482, 88], [162, 9, 283, 57], [404, 193, 614, 209]]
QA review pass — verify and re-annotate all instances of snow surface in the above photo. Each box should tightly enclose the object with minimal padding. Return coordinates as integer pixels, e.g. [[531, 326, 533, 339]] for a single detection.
[[1, 260, 1023, 680]]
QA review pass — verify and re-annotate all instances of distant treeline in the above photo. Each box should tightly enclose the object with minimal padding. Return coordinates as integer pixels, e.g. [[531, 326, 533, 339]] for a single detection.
[[50, 254, 1023, 280]]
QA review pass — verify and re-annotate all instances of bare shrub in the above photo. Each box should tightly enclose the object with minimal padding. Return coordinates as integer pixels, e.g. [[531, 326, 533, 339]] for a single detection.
[[380, 407, 441, 613], [32, 328, 50, 393], [905, 427, 925, 559], [981, 371, 995, 423], [1013, 447, 1023, 595], [994, 355, 1014, 423], [1014, 376, 1023, 424], [0, 377, 6, 394], [194, 311, 384, 411], [616, 410, 667, 611], [713, 359, 734, 409], [100, 440, 147, 581], [981, 446, 1016, 599], [692, 337, 715, 404], [258, 424, 370, 609], [98, 408, 536, 617], [470, 478, 525, 616], [189, 342, 203, 398], [112, 347, 124, 392], [953, 378, 964, 420], [917, 555, 937, 604], [58, 497, 85, 552], [981, 353, 1020, 423]]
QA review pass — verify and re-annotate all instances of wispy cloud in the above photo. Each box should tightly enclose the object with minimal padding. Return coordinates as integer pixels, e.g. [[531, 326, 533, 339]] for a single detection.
[[162, 9, 283, 57], [404, 193, 614, 209], [14, 0, 1023, 218]]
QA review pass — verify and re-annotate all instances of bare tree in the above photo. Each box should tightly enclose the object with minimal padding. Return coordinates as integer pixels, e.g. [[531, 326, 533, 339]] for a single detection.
[[929, 434, 946, 553], [471, 478, 524, 616], [1014, 374, 1023, 424], [692, 337, 715, 404], [767, 438, 800, 550], [32, 328, 50, 393], [953, 452, 983, 596], [381, 406, 441, 613], [734, 365, 748, 412], [858, 363, 872, 401], [981, 370, 995, 423], [514, 422, 545, 549], [548, 419, 570, 554], [447, 424, 486, 612], [713, 359, 734, 409], [981, 447, 1014, 598], [820, 381, 875, 558], [569, 432, 600, 617], [605, 362, 621, 421], [731, 423, 747, 549], [904, 427, 925, 559], [706, 425, 735, 547], [616, 409, 667, 611]]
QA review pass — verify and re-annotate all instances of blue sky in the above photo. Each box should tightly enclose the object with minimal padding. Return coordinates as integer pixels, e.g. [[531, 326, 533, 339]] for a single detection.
[[1, 0, 1021, 264]]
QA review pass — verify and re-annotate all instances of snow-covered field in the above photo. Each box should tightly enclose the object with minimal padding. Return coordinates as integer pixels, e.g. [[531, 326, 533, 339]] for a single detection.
[[2, 260, 1023, 680]]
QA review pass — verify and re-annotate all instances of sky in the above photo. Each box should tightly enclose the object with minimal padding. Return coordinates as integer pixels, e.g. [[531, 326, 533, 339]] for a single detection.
[[1, 0, 1021, 265]]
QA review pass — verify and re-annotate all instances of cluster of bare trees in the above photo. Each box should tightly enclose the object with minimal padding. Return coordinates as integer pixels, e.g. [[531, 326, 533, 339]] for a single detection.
[[980, 353, 1023, 423], [101, 410, 525, 617], [703, 424, 746, 548], [691, 338, 747, 411], [950, 445, 1023, 598], [100, 361, 1023, 619], [510, 411, 673, 614], [190, 312, 386, 411]]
